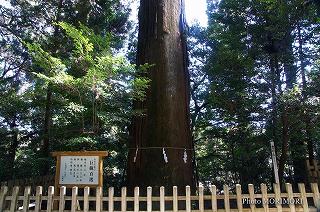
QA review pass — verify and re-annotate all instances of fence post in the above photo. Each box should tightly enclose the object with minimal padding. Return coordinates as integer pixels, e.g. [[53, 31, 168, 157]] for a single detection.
[[186, 186, 191, 212], [109, 187, 114, 212], [248, 184, 256, 212], [273, 183, 282, 212], [22, 186, 31, 212], [311, 183, 320, 210], [173, 186, 178, 212], [83, 187, 90, 212], [223, 185, 230, 212], [34, 186, 42, 212], [199, 186, 204, 212], [160, 186, 165, 212], [314, 160, 319, 178], [6, 182, 319, 212], [134, 187, 139, 212], [261, 183, 268, 212], [0, 186, 8, 212], [285, 183, 295, 212], [298, 183, 309, 212], [236, 184, 243, 212], [71, 186, 78, 212], [211, 185, 217, 212], [9, 186, 19, 212], [47, 186, 54, 212], [147, 186, 152, 212], [121, 187, 127, 212], [58, 186, 66, 212], [96, 186, 103, 212]]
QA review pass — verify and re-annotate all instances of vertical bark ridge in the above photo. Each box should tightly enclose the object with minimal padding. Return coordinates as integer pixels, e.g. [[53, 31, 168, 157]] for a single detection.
[[127, 0, 195, 193]]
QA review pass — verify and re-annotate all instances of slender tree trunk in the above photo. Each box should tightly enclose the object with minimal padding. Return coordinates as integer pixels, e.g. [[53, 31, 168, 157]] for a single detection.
[[278, 32, 293, 183], [278, 107, 289, 183], [127, 0, 195, 192], [270, 53, 279, 184], [277, 44, 294, 183], [7, 116, 19, 180], [270, 52, 290, 184], [283, 33, 296, 89], [283, 24, 310, 184], [270, 55, 278, 145], [40, 0, 63, 175], [41, 87, 52, 175], [298, 25, 314, 161]]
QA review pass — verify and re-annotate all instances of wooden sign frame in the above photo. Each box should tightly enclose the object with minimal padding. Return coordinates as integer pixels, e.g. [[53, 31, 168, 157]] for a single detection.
[[52, 151, 108, 189]]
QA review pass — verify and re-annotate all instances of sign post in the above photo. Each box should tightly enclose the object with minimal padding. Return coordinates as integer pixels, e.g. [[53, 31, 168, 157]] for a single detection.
[[270, 142, 280, 184], [52, 151, 108, 189]]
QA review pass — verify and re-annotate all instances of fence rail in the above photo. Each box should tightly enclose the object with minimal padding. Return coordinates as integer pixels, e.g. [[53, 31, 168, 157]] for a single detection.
[[0, 183, 319, 212], [306, 160, 320, 183], [0, 175, 54, 191]]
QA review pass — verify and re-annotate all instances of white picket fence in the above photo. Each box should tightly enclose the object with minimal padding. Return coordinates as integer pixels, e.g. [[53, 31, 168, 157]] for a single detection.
[[0, 183, 319, 212]]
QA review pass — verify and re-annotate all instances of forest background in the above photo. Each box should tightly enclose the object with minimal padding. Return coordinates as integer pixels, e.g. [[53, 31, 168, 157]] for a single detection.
[[0, 0, 320, 189]]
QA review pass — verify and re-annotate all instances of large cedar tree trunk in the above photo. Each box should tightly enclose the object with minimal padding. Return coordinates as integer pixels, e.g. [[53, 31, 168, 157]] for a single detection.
[[127, 0, 195, 191]]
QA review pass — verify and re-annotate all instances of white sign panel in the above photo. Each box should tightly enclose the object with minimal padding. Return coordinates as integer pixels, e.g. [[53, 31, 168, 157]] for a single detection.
[[59, 156, 99, 185]]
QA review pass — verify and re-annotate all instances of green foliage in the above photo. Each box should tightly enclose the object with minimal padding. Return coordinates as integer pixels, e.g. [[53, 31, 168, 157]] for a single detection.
[[0, 0, 134, 185], [0, 3, 144, 187], [190, 0, 320, 186], [25, 43, 67, 76], [57, 22, 94, 56]]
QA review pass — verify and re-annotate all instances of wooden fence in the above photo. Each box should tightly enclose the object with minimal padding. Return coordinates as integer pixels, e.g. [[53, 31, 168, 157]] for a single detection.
[[306, 160, 320, 184], [0, 175, 54, 192], [0, 183, 320, 212]]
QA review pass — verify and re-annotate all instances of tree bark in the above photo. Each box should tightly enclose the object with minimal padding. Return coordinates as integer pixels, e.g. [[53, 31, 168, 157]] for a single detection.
[[298, 24, 314, 161], [278, 32, 294, 184], [40, 0, 63, 175], [127, 0, 195, 192], [40, 87, 52, 175], [270, 54, 278, 146], [278, 106, 289, 183], [7, 116, 19, 180], [283, 33, 296, 89]]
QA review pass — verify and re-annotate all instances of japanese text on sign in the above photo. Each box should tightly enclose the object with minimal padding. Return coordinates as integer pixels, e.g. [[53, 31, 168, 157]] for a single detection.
[[59, 156, 99, 185]]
